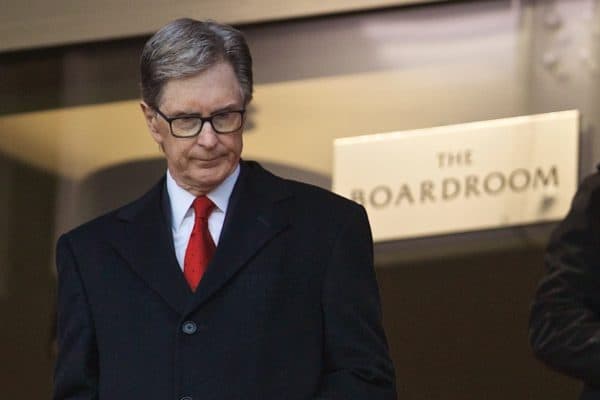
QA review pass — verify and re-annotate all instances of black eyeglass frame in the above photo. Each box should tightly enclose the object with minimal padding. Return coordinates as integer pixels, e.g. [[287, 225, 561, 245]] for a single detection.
[[154, 107, 246, 138]]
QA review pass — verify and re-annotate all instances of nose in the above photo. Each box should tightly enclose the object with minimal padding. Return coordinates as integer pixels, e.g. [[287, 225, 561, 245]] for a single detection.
[[195, 121, 218, 148]]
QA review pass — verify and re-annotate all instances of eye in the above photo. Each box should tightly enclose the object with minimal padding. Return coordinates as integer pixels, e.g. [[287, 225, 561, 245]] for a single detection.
[[172, 117, 200, 130], [212, 112, 236, 123]]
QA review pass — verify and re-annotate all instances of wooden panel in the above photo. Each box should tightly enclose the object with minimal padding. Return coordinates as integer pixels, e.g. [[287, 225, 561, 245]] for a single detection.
[[0, 0, 446, 52]]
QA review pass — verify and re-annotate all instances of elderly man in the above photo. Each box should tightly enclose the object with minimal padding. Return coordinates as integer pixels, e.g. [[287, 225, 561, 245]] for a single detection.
[[53, 18, 396, 400]]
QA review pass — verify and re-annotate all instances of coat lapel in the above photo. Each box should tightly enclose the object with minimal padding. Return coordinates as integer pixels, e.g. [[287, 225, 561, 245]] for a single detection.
[[109, 162, 292, 317], [112, 179, 191, 315], [185, 161, 292, 313]]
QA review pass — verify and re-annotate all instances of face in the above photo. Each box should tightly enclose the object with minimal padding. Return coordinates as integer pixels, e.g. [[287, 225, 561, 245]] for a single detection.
[[141, 62, 245, 195]]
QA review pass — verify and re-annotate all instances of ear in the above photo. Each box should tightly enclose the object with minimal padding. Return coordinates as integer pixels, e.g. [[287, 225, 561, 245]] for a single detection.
[[140, 101, 163, 144]]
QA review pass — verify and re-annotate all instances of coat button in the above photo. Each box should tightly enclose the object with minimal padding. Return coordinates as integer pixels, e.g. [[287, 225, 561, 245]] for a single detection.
[[182, 321, 197, 335]]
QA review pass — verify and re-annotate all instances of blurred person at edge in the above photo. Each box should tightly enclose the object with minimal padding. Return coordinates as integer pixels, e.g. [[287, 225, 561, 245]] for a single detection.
[[531, 166, 600, 400], [53, 18, 396, 400]]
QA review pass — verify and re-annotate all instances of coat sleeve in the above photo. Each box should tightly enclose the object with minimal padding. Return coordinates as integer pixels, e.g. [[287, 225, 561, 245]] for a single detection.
[[53, 234, 99, 399], [529, 172, 600, 386], [315, 204, 397, 399]]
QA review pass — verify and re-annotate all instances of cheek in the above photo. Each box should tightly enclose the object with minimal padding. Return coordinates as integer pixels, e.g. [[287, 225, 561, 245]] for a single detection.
[[164, 141, 191, 165], [227, 136, 243, 157]]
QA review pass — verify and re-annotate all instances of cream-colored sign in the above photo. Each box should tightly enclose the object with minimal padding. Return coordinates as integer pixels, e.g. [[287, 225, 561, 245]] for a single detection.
[[333, 110, 580, 242]]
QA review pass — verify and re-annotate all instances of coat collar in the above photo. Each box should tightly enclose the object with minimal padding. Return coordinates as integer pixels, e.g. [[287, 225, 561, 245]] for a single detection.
[[112, 177, 190, 315], [185, 160, 292, 313], [112, 160, 292, 316]]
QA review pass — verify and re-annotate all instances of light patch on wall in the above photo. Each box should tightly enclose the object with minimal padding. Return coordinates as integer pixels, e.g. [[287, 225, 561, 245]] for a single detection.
[[0, 61, 523, 181]]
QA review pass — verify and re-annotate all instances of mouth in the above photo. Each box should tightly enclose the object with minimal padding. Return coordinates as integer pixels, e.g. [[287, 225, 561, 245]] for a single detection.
[[191, 155, 225, 165]]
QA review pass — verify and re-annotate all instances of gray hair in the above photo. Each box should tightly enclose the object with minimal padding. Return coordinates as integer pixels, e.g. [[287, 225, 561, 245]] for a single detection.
[[140, 18, 253, 108]]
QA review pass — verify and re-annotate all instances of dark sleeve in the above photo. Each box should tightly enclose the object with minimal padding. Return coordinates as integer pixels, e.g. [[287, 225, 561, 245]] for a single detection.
[[53, 234, 99, 399], [316, 204, 397, 399], [529, 173, 600, 386]]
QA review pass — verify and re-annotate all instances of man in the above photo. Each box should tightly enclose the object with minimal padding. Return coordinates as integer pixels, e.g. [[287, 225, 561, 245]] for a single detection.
[[54, 18, 396, 399], [530, 168, 600, 399]]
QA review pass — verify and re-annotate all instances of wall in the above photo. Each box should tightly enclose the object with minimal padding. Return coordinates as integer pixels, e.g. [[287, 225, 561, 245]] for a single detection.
[[0, 0, 445, 52]]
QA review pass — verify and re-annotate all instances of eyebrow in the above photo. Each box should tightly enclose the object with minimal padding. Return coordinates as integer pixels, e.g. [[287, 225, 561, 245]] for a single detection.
[[167, 103, 244, 117]]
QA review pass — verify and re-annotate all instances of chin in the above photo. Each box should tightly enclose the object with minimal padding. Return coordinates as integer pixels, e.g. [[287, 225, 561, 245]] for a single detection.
[[188, 169, 227, 188]]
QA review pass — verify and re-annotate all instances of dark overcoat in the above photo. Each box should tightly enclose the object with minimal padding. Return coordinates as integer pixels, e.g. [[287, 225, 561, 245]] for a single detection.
[[54, 160, 396, 400], [530, 169, 600, 399]]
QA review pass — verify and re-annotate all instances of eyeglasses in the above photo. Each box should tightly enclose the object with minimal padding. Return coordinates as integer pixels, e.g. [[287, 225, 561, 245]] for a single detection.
[[154, 108, 246, 138]]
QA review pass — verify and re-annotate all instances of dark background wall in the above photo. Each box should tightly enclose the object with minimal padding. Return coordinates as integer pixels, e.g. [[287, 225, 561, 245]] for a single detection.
[[0, 154, 56, 398], [378, 248, 576, 399]]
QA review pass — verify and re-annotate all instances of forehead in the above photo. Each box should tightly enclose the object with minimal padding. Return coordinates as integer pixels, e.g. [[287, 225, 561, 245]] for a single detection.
[[159, 62, 243, 114]]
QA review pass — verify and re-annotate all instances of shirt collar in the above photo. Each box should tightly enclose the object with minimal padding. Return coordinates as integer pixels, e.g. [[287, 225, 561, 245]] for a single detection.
[[166, 163, 240, 230]]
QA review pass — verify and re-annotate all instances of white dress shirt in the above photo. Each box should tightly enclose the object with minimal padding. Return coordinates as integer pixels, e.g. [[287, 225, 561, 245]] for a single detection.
[[166, 164, 240, 270]]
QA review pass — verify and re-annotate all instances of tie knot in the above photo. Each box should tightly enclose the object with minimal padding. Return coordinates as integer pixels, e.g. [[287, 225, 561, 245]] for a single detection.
[[192, 196, 214, 219]]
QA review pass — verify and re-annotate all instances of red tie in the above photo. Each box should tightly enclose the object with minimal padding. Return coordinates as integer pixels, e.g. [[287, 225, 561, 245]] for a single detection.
[[183, 196, 216, 292]]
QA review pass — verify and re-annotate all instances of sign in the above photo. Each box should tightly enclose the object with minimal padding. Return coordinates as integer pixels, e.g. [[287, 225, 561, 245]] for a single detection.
[[332, 110, 580, 242]]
